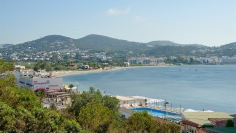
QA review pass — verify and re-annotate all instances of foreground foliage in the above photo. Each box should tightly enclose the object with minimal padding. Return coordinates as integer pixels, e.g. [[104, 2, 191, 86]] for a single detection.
[[78, 102, 114, 133], [124, 111, 180, 133], [67, 87, 121, 132], [0, 60, 180, 133], [0, 61, 84, 132], [0, 86, 84, 132]]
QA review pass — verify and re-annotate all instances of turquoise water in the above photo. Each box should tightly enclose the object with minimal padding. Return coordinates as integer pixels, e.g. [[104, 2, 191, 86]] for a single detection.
[[63, 65, 236, 114], [131, 107, 182, 121]]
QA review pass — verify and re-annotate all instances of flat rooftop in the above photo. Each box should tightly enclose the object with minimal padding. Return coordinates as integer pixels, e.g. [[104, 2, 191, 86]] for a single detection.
[[182, 112, 234, 126]]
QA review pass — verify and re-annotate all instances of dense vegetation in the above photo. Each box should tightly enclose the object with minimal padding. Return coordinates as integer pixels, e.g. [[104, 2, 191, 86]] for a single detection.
[[0, 59, 15, 73], [0, 60, 181, 132], [0, 61, 84, 132]]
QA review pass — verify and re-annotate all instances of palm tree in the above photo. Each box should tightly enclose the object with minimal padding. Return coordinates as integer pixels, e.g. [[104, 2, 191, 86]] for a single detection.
[[69, 84, 74, 92]]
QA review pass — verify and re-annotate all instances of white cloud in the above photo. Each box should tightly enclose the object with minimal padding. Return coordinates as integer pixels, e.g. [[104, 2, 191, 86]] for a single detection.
[[107, 8, 130, 15], [135, 16, 146, 22]]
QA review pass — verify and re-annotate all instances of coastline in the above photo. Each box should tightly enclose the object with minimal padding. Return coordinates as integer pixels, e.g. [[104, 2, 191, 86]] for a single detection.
[[51, 63, 235, 77], [52, 67, 123, 77], [52, 65, 172, 77]]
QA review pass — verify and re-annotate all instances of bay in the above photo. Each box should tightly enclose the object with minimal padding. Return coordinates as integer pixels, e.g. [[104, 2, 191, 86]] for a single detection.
[[63, 65, 236, 114]]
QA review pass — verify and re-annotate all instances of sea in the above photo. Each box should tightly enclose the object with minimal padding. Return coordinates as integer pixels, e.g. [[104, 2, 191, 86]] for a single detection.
[[63, 65, 236, 114]]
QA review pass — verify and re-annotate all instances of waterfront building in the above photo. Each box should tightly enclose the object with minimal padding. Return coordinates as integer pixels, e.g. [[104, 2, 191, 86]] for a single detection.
[[127, 57, 165, 65], [13, 70, 63, 90], [124, 62, 130, 66], [220, 56, 236, 64], [81, 65, 89, 69]]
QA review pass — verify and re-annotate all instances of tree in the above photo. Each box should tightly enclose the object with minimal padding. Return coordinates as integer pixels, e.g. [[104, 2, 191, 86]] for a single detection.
[[0, 60, 84, 132], [68, 87, 122, 132], [0, 59, 15, 74], [69, 87, 103, 116], [0, 87, 84, 132], [124, 111, 153, 132], [78, 102, 114, 133], [33, 60, 48, 71], [124, 111, 180, 133], [102, 95, 119, 113], [0, 73, 16, 89], [225, 119, 234, 127], [35, 88, 46, 102], [50, 103, 57, 110], [69, 84, 74, 89]]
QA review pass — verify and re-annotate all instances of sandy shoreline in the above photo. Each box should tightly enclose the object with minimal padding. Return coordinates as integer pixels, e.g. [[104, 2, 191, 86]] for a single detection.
[[51, 65, 171, 77], [52, 67, 123, 77]]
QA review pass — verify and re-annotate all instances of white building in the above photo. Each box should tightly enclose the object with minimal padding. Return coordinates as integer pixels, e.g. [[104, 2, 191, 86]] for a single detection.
[[128, 57, 165, 65], [14, 65, 26, 70], [13, 70, 63, 91], [220, 56, 236, 64]]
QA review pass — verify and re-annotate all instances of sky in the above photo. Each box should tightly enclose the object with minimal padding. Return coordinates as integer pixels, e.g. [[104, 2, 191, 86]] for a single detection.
[[0, 0, 236, 46]]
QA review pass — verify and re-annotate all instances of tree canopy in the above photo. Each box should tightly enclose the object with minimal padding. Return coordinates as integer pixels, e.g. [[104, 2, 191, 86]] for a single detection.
[[0, 60, 84, 132]]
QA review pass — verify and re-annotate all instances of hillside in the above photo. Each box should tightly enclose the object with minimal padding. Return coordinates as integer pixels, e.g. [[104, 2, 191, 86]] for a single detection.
[[220, 42, 236, 49], [147, 41, 205, 47], [0, 34, 235, 58], [1, 34, 203, 53], [147, 41, 182, 46], [1, 35, 75, 53], [74, 34, 147, 52], [0, 44, 14, 48]]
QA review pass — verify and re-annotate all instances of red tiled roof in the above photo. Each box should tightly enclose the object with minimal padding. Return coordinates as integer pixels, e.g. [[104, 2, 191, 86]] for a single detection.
[[181, 120, 202, 128], [201, 128, 220, 133], [208, 118, 236, 127]]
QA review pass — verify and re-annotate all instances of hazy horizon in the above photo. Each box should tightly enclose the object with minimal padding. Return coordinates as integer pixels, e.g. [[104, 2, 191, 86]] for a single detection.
[[0, 34, 235, 47], [0, 0, 235, 46]]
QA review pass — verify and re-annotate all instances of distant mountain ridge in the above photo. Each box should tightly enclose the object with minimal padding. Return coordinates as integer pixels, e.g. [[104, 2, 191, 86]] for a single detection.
[[0, 44, 14, 48], [0, 34, 235, 54], [148, 41, 205, 47], [220, 42, 236, 49]]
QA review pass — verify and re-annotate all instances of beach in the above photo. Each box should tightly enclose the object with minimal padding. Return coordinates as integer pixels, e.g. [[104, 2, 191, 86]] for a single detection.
[[50, 65, 170, 77], [51, 67, 124, 77]]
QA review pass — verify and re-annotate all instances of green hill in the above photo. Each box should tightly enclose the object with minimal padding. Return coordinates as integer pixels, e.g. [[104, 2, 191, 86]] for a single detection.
[[74, 34, 147, 52], [0, 34, 235, 58], [220, 42, 236, 49]]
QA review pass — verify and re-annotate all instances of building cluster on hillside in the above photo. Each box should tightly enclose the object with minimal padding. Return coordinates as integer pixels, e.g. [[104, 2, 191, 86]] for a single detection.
[[2, 48, 115, 62], [8, 48, 80, 61], [1, 46, 236, 65]]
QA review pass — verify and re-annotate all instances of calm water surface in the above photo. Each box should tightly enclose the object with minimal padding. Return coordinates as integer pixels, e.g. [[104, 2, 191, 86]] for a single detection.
[[63, 65, 236, 114]]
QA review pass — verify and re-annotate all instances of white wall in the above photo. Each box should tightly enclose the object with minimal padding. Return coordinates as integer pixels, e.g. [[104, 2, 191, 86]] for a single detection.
[[33, 77, 63, 90]]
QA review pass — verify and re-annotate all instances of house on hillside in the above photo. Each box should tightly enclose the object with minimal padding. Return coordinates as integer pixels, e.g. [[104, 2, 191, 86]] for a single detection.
[[14, 65, 25, 70], [81, 65, 89, 69], [65, 64, 77, 69], [180, 112, 236, 133]]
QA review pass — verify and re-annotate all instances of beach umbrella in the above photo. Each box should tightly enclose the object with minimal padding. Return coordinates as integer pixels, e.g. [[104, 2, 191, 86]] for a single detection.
[[184, 109, 197, 112], [203, 110, 214, 112]]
